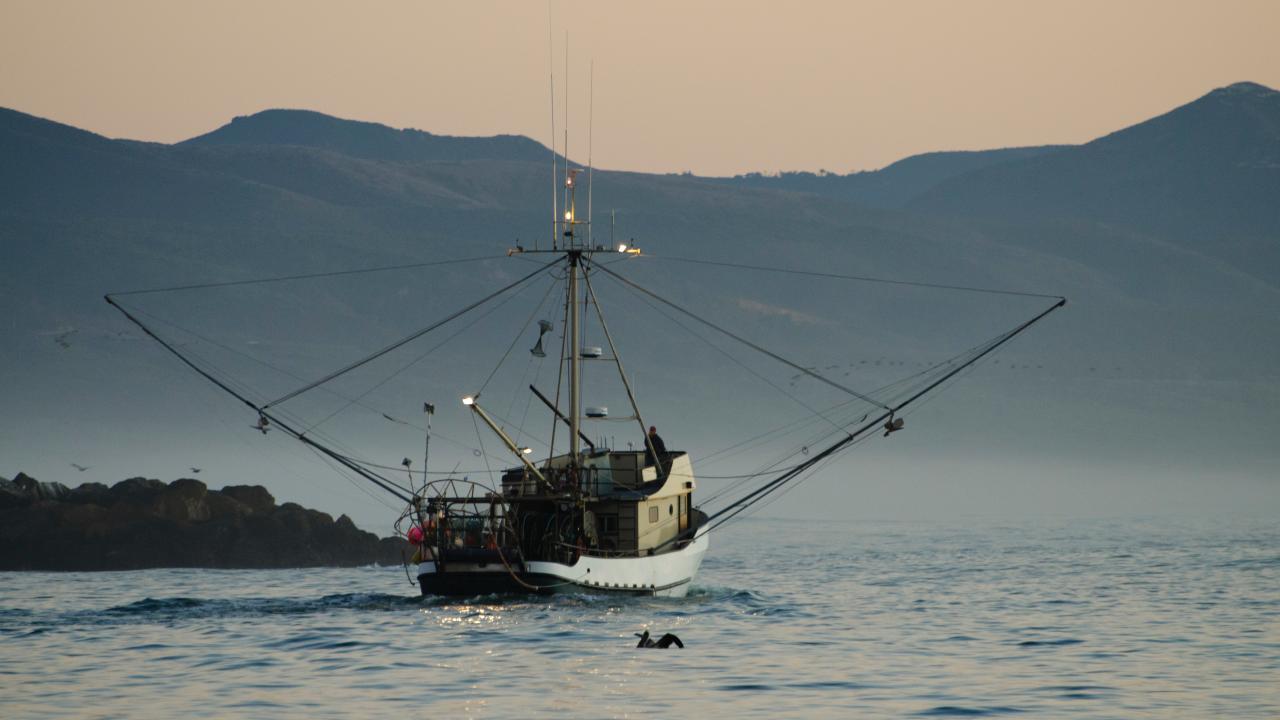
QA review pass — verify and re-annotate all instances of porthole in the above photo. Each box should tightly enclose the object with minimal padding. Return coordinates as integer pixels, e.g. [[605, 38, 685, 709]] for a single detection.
[[669, 504, 674, 516]]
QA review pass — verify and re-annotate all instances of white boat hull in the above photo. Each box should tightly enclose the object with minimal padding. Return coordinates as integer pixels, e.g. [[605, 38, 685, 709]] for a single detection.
[[417, 530, 708, 597]]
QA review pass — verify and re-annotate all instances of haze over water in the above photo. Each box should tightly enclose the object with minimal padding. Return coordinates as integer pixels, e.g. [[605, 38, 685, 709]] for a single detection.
[[3, 517, 1276, 718]]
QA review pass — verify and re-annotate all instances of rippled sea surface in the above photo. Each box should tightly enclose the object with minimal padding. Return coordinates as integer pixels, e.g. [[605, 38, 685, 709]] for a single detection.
[[2, 517, 1277, 718]]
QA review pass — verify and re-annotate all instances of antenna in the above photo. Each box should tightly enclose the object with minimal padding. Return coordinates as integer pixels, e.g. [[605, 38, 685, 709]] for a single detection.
[[588, 59, 594, 245], [564, 31, 570, 246], [548, 3, 556, 251]]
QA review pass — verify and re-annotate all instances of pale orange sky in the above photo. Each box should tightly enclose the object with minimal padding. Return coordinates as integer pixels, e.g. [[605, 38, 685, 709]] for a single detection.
[[3, 0, 1278, 176]]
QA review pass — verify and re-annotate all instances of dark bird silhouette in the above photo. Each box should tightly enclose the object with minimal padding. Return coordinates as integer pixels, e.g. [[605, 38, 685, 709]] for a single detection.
[[189, 467, 202, 473], [70, 463, 90, 472], [635, 630, 683, 649]]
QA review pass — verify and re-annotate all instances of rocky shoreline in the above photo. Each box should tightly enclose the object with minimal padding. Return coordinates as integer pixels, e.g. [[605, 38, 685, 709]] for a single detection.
[[0, 473, 407, 571]]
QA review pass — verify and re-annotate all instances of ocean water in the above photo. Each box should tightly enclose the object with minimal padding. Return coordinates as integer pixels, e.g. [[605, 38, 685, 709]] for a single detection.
[[1, 517, 1277, 719]]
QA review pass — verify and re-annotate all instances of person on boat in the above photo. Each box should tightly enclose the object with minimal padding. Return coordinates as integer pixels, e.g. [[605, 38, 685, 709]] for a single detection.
[[646, 425, 667, 467]]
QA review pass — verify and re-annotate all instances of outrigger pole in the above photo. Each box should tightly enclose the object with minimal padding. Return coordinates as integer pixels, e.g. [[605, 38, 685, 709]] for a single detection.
[[529, 385, 594, 451], [463, 396, 550, 489], [650, 295, 1067, 551], [103, 295, 416, 504], [103, 254, 559, 505]]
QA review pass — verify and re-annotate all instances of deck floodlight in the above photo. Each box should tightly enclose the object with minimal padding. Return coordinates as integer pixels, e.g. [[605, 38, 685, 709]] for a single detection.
[[462, 396, 475, 406], [617, 243, 628, 253]]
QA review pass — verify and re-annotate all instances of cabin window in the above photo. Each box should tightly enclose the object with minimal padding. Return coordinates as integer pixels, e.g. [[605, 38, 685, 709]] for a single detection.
[[649, 506, 659, 523], [600, 514, 618, 534]]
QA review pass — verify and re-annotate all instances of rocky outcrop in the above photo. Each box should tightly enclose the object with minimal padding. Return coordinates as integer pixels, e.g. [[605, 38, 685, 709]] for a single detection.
[[0, 473, 407, 571], [1, 471, 71, 504]]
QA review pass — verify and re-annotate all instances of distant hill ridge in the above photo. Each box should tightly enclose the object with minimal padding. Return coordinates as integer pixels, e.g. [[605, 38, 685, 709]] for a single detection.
[[717, 145, 1072, 208], [181, 108, 553, 165], [908, 80, 1280, 280]]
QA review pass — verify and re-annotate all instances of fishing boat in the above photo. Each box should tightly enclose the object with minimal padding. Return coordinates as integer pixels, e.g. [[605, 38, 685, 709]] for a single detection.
[[406, 228, 712, 597], [105, 152, 1064, 599]]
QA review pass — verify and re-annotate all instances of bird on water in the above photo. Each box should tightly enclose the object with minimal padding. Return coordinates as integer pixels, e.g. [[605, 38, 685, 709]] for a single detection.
[[635, 630, 683, 648]]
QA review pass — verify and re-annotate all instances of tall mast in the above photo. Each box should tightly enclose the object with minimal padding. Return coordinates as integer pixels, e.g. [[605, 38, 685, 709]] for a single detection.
[[564, 141, 583, 462], [568, 250, 581, 461]]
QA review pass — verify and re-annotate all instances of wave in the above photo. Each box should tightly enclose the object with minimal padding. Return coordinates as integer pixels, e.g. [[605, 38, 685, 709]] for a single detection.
[[96, 592, 428, 622], [914, 706, 1024, 717], [1016, 638, 1083, 647]]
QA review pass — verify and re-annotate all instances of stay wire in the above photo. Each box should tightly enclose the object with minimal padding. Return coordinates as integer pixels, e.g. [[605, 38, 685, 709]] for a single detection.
[[597, 270, 855, 437], [650, 254, 1065, 301], [668, 295, 1066, 549], [472, 411, 496, 486], [592, 262, 892, 411], [702, 323, 1021, 476], [108, 254, 501, 297], [301, 272, 543, 436], [265, 256, 561, 409], [479, 274, 562, 396], [114, 297, 491, 461], [104, 295, 414, 503], [719, 298, 1063, 522]]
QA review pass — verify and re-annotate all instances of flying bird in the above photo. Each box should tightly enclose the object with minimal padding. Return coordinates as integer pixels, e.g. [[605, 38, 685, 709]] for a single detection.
[[189, 467, 202, 473], [70, 463, 90, 472], [37, 326, 77, 349], [635, 630, 683, 649]]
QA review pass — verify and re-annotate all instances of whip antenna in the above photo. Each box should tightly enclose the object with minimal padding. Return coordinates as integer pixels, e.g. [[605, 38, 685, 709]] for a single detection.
[[588, 59, 594, 244], [548, 2, 556, 250]]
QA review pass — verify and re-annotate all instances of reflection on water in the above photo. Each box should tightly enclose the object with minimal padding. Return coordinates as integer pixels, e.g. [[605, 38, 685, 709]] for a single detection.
[[1, 517, 1277, 718]]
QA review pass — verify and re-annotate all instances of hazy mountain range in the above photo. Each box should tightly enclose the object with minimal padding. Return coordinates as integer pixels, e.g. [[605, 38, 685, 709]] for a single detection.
[[2, 81, 1277, 528]]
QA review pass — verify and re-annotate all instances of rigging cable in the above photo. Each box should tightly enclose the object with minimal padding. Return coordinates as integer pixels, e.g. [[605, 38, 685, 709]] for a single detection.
[[108, 255, 501, 297], [114, 298, 493, 462], [649, 254, 1066, 301], [479, 274, 562, 395], [592, 263, 893, 411], [545, 263, 573, 465], [103, 295, 415, 504], [652, 295, 1066, 551], [301, 271, 550, 436], [596, 266, 857, 439], [264, 256, 562, 409], [704, 297, 1063, 530]]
